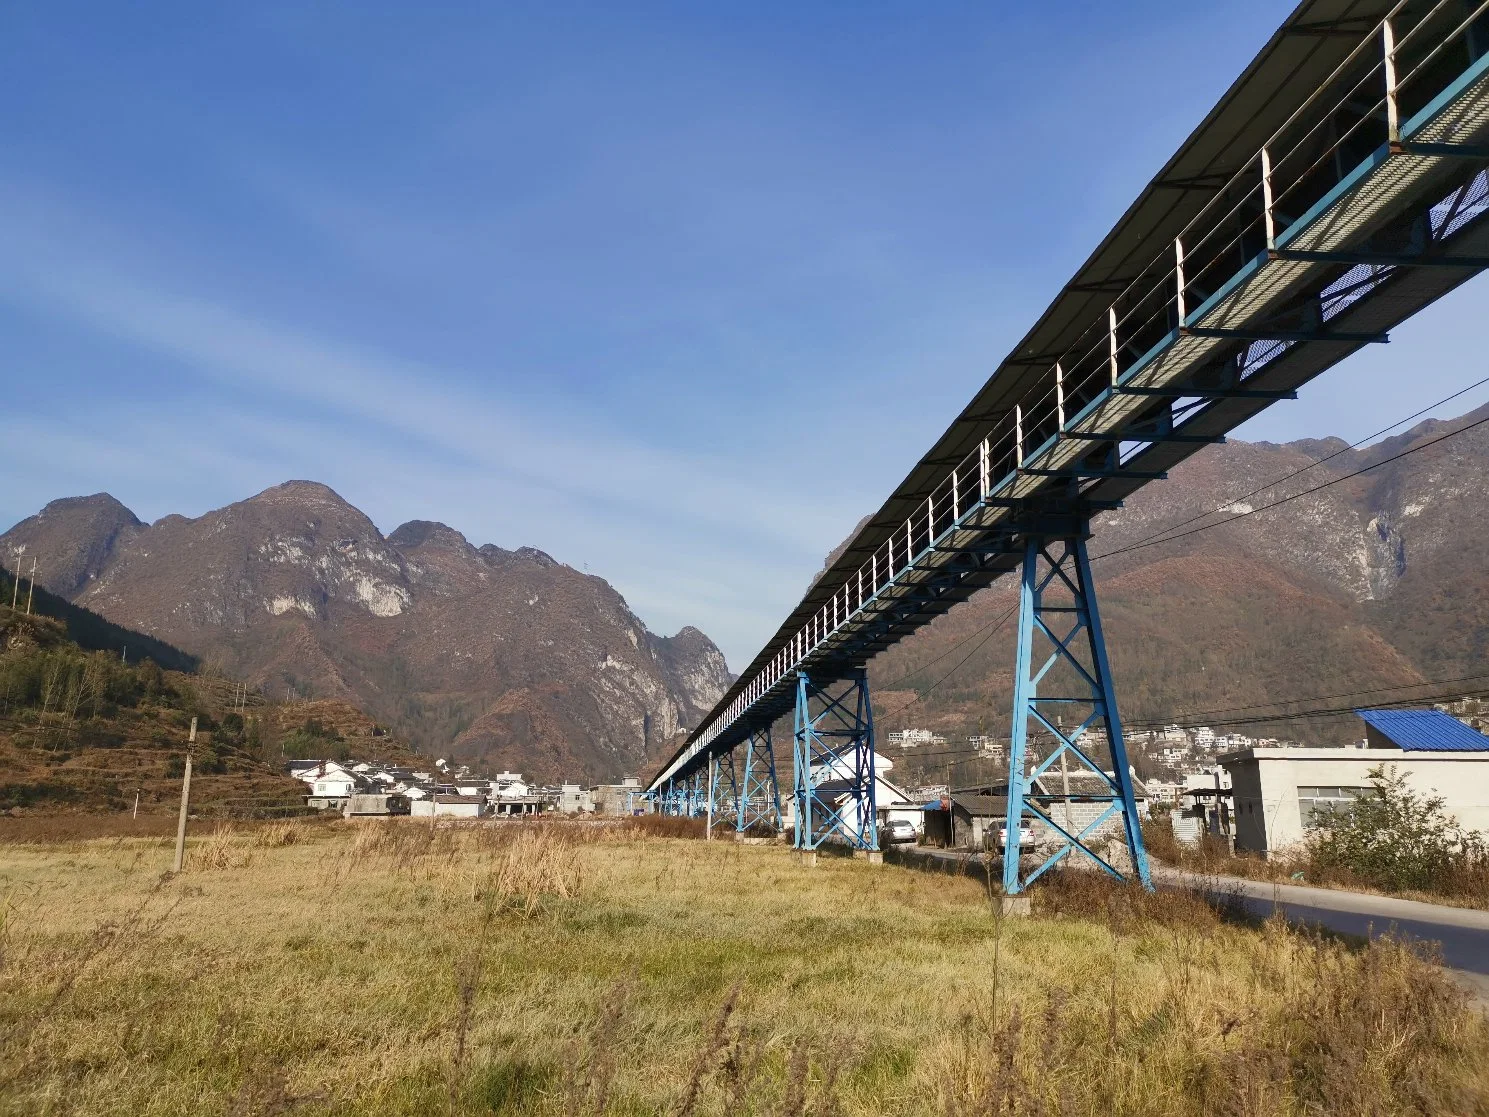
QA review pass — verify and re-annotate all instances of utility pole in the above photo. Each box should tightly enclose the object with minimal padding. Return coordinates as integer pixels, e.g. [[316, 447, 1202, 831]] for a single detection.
[[132, 787, 141, 820], [24, 558, 36, 615], [171, 717, 197, 873]]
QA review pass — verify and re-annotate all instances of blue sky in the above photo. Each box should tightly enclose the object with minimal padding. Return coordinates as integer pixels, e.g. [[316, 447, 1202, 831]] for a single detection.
[[5, 1, 1489, 670]]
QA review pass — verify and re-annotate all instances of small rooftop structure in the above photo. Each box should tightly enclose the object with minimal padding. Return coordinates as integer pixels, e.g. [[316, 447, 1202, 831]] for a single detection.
[[1355, 708, 1489, 753]]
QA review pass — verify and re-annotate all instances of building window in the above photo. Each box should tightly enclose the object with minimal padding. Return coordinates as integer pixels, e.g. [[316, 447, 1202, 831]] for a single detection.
[[1297, 786, 1368, 828]]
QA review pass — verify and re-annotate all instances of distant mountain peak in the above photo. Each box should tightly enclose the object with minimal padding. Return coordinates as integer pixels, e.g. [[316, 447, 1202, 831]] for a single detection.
[[515, 546, 559, 568], [36, 493, 141, 526], [246, 480, 356, 508], [388, 520, 471, 550]]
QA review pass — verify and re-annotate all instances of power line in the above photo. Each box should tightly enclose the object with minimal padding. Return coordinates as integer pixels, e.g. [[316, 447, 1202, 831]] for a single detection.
[[1094, 373, 1489, 559], [875, 601, 1017, 692], [1123, 669, 1489, 728], [1095, 410, 1489, 561], [880, 677, 1489, 767], [874, 603, 1019, 721]]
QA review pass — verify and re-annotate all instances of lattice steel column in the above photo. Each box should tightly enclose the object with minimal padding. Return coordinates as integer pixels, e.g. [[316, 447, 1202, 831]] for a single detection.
[[1003, 534, 1152, 894], [792, 669, 878, 852], [737, 726, 784, 833], [710, 750, 739, 821]]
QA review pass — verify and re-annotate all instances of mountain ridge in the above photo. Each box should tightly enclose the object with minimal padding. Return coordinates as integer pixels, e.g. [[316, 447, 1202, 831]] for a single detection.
[[1, 482, 729, 782]]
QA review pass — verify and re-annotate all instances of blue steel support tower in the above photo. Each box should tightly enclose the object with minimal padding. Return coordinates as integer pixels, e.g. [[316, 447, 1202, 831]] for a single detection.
[[792, 669, 878, 852], [737, 726, 784, 833], [1002, 532, 1151, 894], [709, 750, 738, 823]]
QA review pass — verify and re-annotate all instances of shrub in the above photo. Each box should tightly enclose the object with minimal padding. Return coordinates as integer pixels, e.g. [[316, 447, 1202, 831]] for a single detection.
[[1309, 764, 1487, 894]]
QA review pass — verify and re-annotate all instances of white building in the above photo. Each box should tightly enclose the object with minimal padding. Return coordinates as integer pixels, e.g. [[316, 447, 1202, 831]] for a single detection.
[[410, 794, 484, 819], [1221, 709, 1489, 857], [558, 783, 594, 814], [1145, 779, 1180, 806], [968, 735, 1005, 760], [781, 754, 924, 837], [886, 728, 946, 748]]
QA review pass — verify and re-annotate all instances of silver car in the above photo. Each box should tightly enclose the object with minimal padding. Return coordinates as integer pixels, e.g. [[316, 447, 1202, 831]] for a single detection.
[[882, 818, 918, 844], [995, 823, 1036, 852]]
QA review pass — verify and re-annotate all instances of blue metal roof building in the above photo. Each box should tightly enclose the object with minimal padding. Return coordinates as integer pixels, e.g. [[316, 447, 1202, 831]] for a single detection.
[[1355, 708, 1489, 753]]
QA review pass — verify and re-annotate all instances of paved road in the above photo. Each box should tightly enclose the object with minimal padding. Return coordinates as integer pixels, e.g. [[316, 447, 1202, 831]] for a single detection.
[[890, 846, 1489, 1004], [1154, 866, 1489, 1002]]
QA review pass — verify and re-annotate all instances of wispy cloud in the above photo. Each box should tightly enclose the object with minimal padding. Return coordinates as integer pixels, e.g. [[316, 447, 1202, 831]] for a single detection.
[[0, 188, 865, 663]]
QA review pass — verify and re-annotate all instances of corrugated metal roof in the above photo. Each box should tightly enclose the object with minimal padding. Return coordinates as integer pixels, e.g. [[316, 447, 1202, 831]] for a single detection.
[[1355, 708, 1489, 752], [949, 793, 1009, 816]]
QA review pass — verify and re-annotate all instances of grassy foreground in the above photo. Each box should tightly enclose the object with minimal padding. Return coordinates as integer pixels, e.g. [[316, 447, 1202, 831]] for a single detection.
[[0, 818, 1485, 1116]]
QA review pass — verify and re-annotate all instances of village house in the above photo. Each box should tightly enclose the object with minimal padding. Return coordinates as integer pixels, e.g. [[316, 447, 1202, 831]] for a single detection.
[[592, 776, 644, 816], [558, 784, 595, 814], [1222, 708, 1489, 857], [410, 794, 485, 819]]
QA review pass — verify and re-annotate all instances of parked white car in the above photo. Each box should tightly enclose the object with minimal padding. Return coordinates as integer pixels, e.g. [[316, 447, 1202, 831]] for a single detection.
[[994, 823, 1036, 853], [882, 819, 918, 845]]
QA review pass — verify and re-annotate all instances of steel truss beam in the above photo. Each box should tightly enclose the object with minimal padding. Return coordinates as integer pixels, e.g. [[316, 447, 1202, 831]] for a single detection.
[[1178, 326, 1389, 343], [1063, 431, 1225, 444], [1116, 385, 1298, 400], [1391, 140, 1489, 158], [793, 669, 878, 852], [737, 726, 784, 833], [1272, 248, 1489, 268], [1003, 533, 1152, 895]]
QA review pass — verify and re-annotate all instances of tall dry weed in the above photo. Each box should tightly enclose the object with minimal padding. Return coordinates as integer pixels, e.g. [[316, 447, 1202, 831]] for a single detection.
[[486, 826, 583, 914], [192, 822, 254, 871], [253, 820, 302, 848], [930, 869, 1489, 1116]]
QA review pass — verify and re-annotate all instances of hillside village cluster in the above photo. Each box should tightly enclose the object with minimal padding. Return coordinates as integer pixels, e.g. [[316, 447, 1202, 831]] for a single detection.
[[888, 722, 1303, 808], [288, 758, 644, 819], [288, 701, 1489, 863]]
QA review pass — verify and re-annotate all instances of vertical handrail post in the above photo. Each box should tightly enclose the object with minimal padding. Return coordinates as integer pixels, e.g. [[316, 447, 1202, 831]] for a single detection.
[[1108, 306, 1120, 386], [1174, 237, 1187, 326], [1261, 147, 1277, 249], [1384, 17, 1400, 143]]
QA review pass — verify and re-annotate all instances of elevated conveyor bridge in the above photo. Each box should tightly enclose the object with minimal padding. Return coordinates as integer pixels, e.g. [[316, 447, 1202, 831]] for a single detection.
[[650, 0, 1489, 892]]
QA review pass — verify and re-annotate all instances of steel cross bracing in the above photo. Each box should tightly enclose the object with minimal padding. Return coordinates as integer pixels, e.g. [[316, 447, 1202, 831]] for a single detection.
[[792, 670, 878, 852], [736, 727, 784, 832], [651, 1, 1489, 798], [709, 753, 737, 824], [1003, 535, 1152, 894]]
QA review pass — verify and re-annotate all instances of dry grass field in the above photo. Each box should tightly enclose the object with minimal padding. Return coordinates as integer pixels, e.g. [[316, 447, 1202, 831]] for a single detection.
[[0, 817, 1485, 1116]]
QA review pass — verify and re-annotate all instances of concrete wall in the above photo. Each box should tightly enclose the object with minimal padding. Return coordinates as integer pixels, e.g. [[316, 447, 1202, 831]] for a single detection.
[[1224, 748, 1489, 856]]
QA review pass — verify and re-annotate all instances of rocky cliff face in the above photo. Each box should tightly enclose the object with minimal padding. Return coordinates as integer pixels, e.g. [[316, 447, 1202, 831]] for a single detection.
[[0, 482, 731, 781]]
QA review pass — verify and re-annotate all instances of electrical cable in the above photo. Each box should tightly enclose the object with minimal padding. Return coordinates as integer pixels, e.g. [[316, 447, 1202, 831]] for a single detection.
[[1092, 373, 1489, 558], [879, 679, 1489, 767], [1094, 410, 1489, 560]]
